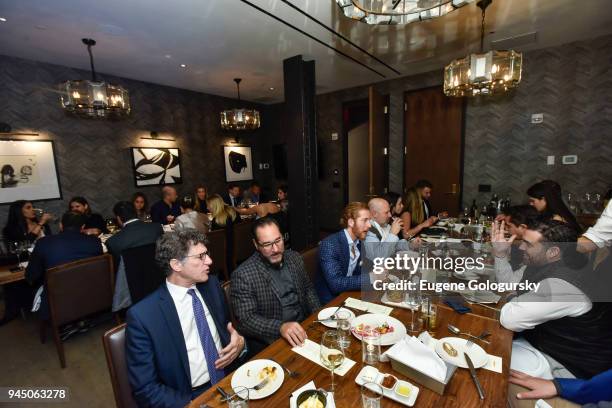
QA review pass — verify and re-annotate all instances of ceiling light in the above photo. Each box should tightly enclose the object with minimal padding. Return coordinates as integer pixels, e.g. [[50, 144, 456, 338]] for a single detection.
[[220, 78, 261, 131], [59, 38, 130, 119], [335, 0, 473, 25], [180, 64, 187, 68], [443, 0, 522, 97], [0, 17, 7, 22], [269, 87, 275, 91]]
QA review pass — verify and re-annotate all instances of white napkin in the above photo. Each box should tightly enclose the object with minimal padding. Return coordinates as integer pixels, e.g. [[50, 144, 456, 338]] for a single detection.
[[384, 336, 448, 382], [345, 297, 392, 315], [19, 261, 29, 268], [289, 381, 336, 408], [291, 339, 356, 376]]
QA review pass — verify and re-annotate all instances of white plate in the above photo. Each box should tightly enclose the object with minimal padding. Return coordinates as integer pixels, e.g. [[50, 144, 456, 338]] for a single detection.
[[350, 313, 407, 346], [317, 307, 356, 328], [511, 338, 552, 379], [230, 359, 284, 400], [434, 337, 488, 368]]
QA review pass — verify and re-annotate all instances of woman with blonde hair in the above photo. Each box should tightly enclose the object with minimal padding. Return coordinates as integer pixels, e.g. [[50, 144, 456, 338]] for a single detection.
[[400, 188, 437, 239], [206, 194, 238, 230]]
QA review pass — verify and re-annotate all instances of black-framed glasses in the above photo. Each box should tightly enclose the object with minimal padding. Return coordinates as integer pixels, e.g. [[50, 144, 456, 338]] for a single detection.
[[256, 237, 283, 249], [183, 250, 209, 261]]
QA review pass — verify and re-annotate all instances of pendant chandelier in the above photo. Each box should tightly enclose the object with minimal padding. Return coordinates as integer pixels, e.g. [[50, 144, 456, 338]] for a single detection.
[[335, 0, 473, 25], [59, 38, 130, 118], [220, 78, 261, 131], [444, 0, 522, 97]]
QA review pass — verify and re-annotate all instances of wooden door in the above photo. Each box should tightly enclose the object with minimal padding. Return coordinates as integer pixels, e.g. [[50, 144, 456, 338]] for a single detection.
[[368, 86, 388, 197], [404, 87, 463, 213]]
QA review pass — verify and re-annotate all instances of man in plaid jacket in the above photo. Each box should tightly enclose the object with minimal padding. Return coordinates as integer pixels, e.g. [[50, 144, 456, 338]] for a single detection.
[[231, 217, 320, 355]]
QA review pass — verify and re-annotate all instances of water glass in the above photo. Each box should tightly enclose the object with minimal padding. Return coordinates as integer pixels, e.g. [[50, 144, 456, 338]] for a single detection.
[[227, 386, 249, 407], [361, 329, 381, 365], [336, 310, 352, 349], [361, 382, 383, 408]]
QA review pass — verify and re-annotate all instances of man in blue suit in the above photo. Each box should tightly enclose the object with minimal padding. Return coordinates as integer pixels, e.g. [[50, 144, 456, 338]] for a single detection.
[[316, 202, 372, 304], [126, 230, 246, 407], [25, 211, 103, 320]]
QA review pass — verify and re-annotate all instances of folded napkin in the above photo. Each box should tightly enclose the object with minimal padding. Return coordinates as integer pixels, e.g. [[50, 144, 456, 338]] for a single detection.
[[444, 299, 472, 314], [289, 381, 336, 408], [384, 336, 447, 382], [291, 339, 356, 376], [344, 297, 392, 315]]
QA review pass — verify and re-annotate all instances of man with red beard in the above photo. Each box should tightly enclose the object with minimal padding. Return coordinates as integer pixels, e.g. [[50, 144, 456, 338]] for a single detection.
[[231, 217, 320, 355], [316, 202, 372, 303]]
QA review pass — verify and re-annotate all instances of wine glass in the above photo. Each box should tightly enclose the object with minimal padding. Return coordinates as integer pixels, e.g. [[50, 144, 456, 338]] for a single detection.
[[10, 241, 28, 269], [320, 330, 345, 393], [405, 272, 422, 333], [106, 218, 118, 234]]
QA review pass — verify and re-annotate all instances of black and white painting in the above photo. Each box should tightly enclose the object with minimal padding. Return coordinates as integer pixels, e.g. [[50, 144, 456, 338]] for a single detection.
[[223, 145, 253, 182], [131, 147, 182, 186], [0, 139, 62, 204]]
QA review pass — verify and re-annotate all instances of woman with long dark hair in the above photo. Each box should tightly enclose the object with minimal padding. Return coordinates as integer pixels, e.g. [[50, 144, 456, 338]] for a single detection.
[[68, 196, 107, 235], [132, 192, 150, 221], [382, 191, 404, 217], [194, 185, 209, 213], [3, 200, 52, 243], [527, 180, 581, 233]]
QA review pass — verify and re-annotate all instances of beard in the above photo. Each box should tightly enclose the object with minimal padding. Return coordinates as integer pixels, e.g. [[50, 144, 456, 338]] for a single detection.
[[259, 252, 284, 269]]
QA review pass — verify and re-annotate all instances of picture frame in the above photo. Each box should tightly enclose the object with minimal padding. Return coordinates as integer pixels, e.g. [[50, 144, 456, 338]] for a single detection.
[[223, 145, 253, 182], [0, 139, 62, 204], [130, 147, 182, 187]]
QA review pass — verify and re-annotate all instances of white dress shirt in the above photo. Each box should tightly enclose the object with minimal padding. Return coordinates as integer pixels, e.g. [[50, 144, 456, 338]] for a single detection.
[[583, 200, 612, 248], [166, 280, 223, 387], [343, 229, 361, 277], [495, 256, 592, 332]]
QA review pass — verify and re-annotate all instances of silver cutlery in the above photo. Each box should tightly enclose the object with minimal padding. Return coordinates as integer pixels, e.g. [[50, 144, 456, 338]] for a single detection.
[[270, 358, 300, 378], [447, 324, 491, 345], [464, 352, 485, 400], [462, 299, 501, 312]]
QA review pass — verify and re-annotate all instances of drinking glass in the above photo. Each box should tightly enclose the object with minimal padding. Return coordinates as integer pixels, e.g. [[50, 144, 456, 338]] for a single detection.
[[336, 310, 352, 350], [320, 330, 345, 393], [361, 328, 381, 366], [33, 208, 44, 218], [421, 300, 438, 332], [405, 273, 422, 333], [227, 386, 249, 408], [361, 382, 383, 408], [106, 218, 118, 234]]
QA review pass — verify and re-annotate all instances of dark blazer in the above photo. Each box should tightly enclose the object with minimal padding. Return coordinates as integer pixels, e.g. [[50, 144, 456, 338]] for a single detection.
[[105, 219, 163, 269], [221, 193, 242, 208], [25, 230, 103, 319], [315, 230, 366, 304], [150, 200, 181, 225], [126, 276, 239, 408]]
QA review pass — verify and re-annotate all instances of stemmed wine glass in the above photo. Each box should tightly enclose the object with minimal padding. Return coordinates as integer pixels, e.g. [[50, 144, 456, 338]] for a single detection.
[[10, 241, 29, 270], [320, 330, 345, 394]]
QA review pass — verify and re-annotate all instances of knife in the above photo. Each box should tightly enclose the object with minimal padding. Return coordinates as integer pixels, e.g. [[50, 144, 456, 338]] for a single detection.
[[216, 386, 231, 401], [464, 352, 485, 400]]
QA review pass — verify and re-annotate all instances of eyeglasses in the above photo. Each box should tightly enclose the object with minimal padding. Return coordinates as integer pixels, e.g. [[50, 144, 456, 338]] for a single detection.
[[257, 237, 283, 249], [183, 250, 209, 261]]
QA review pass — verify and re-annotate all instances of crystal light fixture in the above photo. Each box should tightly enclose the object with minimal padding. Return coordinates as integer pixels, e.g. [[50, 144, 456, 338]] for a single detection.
[[59, 38, 130, 118], [220, 78, 261, 131], [444, 0, 522, 97], [335, 0, 473, 25]]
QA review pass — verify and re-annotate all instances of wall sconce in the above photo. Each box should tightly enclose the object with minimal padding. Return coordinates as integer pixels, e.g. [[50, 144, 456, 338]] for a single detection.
[[140, 130, 175, 141]]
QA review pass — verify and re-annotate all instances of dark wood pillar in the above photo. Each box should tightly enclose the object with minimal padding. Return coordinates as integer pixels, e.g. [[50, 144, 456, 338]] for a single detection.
[[283, 55, 318, 250]]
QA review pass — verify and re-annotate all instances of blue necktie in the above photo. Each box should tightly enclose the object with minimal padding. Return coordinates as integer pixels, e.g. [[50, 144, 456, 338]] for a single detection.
[[187, 289, 225, 384]]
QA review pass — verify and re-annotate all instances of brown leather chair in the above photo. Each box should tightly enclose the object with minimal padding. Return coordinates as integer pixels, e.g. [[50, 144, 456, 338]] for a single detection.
[[43, 254, 114, 368], [300, 244, 320, 285], [206, 229, 228, 281], [103, 323, 137, 408], [221, 280, 237, 327], [232, 219, 255, 270]]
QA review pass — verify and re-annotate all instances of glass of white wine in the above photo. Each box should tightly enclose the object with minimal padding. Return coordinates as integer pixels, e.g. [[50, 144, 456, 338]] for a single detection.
[[320, 330, 345, 394]]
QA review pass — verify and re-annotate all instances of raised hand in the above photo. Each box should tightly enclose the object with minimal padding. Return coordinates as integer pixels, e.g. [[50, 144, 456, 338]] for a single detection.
[[215, 323, 245, 369], [491, 220, 515, 258]]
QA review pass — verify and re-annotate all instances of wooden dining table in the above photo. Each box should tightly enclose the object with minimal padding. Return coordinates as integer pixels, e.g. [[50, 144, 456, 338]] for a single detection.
[[0, 263, 25, 286], [191, 291, 513, 408]]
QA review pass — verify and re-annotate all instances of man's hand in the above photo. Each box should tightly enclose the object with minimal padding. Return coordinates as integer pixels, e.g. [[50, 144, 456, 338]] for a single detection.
[[491, 220, 515, 258], [166, 215, 175, 223], [390, 217, 404, 236], [509, 370, 558, 400], [280, 322, 307, 347], [215, 323, 245, 369]]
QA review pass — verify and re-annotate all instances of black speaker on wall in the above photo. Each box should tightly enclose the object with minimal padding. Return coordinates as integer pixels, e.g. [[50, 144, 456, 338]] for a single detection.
[[272, 144, 288, 180]]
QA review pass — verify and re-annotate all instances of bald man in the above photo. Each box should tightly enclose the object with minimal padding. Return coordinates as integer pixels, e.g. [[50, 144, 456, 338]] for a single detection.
[[150, 186, 181, 225], [364, 197, 414, 260]]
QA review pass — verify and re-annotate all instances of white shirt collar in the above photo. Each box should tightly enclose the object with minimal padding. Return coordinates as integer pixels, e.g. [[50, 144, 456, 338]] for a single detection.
[[123, 218, 139, 226], [166, 279, 197, 302], [344, 228, 359, 245]]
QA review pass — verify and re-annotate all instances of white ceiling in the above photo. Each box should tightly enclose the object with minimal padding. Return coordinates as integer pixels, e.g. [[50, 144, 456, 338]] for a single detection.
[[0, 0, 611, 103]]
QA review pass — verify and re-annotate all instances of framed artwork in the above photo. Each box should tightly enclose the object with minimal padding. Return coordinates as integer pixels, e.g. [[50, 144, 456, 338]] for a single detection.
[[0, 139, 62, 204], [130, 147, 182, 186], [223, 145, 253, 182]]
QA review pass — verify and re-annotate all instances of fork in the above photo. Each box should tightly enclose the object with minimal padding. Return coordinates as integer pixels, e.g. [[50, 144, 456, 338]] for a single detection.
[[249, 376, 270, 391], [271, 358, 300, 378], [465, 330, 490, 349]]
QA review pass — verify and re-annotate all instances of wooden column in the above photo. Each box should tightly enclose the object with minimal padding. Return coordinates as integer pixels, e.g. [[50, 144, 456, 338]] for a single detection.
[[283, 55, 319, 250]]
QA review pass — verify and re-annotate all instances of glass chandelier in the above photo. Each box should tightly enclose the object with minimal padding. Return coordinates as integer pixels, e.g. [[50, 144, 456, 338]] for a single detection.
[[59, 39, 130, 118], [335, 0, 473, 25], [444, 0, 522, 97], [220, 78, 261, 131]]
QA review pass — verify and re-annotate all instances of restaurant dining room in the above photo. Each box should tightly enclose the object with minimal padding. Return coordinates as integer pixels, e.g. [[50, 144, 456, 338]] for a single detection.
[[1, 0, 612, 407]]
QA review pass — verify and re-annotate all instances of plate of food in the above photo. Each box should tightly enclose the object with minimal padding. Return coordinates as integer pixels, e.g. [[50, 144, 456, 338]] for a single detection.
[[434, 337, 488, 369], [350, 313, 407, 346], [231, 359, 284, 399]]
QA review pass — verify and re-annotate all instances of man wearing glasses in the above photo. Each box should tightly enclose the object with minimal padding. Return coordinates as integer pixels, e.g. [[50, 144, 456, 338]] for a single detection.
[[231, 217, 320, 355], [126, 230, 246, 407]]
